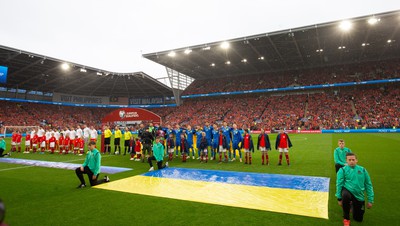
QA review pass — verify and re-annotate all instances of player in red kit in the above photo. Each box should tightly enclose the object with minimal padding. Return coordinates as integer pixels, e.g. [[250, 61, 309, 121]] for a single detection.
[[64, 136, 71, 154], [10, 131, 17, 152], [166, 133, 175, 161], [78, 137, 85, 156], [257, 128, 271, 165], [49, 133, 56, 154], [58, 133, 65, 154], [24, 132, 31, 153], [31, 132, 39, 153], [275, 128, 293, 166], [242, 130, 254, 164], [40, 136, 46, 153], [218, 130, 229, 163], [73, 136, 80, 155], [16, 131, 22, 153], [180, 134, 189, 162], [132, 138, 142, 161]]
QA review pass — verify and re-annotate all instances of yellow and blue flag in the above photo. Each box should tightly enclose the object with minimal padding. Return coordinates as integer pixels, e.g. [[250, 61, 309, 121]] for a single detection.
[[96, 168, 329, 219]]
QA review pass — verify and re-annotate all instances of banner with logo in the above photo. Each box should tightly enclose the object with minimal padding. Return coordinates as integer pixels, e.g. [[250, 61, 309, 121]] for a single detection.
[[0, 66, 8, 84], [129, 97, 164, 105], [53, 92, 109, 104], [102, 108, 161, 125]]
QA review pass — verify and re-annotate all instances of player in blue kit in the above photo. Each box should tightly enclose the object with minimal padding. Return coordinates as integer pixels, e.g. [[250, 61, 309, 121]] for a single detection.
[[195, 126, 203, 159], [231, 124, 243, 162], [173, 124, 182, 158], [185, 125, 196, 159], [221, 121, 232, 160], [203, 122, 213, 152], [211, 124, 219, 160]]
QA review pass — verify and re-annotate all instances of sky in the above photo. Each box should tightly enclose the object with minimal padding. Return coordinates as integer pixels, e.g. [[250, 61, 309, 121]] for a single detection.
[[1, 0, 399, 85]]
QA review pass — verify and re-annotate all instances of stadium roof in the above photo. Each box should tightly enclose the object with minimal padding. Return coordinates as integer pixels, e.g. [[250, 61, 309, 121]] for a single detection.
[[0, 45, 173, 97], [143, 10, 400, 80]]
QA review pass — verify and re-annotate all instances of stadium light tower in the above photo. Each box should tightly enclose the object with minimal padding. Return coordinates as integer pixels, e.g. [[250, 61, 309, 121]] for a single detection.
[[368, 17, 380, 25], [167, 51, 176, 57], [339, 20, 352, 31], [61, 63, 70, 70], [220, 41, 230, 49]]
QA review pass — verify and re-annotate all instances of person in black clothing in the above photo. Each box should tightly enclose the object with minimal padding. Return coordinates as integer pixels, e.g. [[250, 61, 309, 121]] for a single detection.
[[141, 127, 154, 162], [257, 128, 271, 165], [137, 123, 145, 140], [199, 132, 208, 163]]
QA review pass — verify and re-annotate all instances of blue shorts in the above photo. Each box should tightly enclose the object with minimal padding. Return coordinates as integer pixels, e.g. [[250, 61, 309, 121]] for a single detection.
[[212, 142, 218, 149], [232, 142, 240, 150]]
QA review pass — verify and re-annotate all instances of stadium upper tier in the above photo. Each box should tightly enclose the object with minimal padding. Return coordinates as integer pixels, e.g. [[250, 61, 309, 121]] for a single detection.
[[182, 59, 399, 95]]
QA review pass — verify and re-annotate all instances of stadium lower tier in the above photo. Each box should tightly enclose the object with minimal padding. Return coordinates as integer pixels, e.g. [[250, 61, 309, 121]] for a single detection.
[[0, 85, 399, 131]]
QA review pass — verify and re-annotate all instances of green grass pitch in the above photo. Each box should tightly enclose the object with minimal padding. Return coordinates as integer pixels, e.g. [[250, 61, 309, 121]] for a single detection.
[[0, 133, 399, 225]]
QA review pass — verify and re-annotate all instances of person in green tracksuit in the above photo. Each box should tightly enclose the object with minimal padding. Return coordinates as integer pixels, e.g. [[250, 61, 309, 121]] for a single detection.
[[0, 136, 10, 157], [336, 152, 374, 226], [334, 139, 352, 173], [148, 136, 168, 171], [75, 141, 110, 188]]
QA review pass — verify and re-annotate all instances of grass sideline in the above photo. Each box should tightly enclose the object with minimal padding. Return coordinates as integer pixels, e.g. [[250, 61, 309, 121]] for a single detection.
[[0, 133, 398, 225]]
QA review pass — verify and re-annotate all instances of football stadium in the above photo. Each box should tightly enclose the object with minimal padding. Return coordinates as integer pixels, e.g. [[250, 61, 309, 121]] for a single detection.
[[1, 5, 400, 226]]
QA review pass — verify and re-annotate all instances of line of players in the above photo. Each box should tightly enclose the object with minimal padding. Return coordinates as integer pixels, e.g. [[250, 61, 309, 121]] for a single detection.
[[10, 125, 99, 155], [127, 122, 293, 165]]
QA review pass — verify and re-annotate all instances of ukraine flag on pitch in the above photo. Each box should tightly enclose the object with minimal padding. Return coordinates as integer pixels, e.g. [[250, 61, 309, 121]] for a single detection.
[[96, 168, 329, 219]]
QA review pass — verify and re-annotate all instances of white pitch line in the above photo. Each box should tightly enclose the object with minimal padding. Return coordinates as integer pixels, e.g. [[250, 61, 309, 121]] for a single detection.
[[0, 165, 33, 172], [0, 155, 113, 172]]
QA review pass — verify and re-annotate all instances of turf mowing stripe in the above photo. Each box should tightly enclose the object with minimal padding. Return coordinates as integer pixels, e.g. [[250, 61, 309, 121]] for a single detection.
[[0, 158, 132, 174], [142, 167, 329, 192]]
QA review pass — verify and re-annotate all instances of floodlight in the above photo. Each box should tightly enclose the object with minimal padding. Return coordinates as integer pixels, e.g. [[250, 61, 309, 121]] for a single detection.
[[258, 56, 264, 60], [339, 20, 352, 31], [210, 63, 215, 67], [241, 59, 247, 63], [97, 72, 103, 76], [220, 41, 230, 49], [387, 39, 392, 43], [368, 17, 380, 25], [184, 49, 192, 54], [226, 61, 231, 65], [167, 51, 176, 57], [202, 46, 211, 50], [80, 68, 87, 73], [61, 63, 70, 70]]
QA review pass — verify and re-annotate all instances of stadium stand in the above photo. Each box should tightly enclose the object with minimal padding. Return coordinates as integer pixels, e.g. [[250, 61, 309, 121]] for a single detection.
[[152, 84, 399, 130], [182, 59, 400, 95], [0, 101, 113, 130]]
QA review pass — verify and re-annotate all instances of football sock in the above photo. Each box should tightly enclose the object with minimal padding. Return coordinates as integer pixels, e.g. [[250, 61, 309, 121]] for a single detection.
[[285, 154, 290, 165], [262, 154, 265, 164], [279, 154, 282, 164], [266, 154, 269, 164]]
